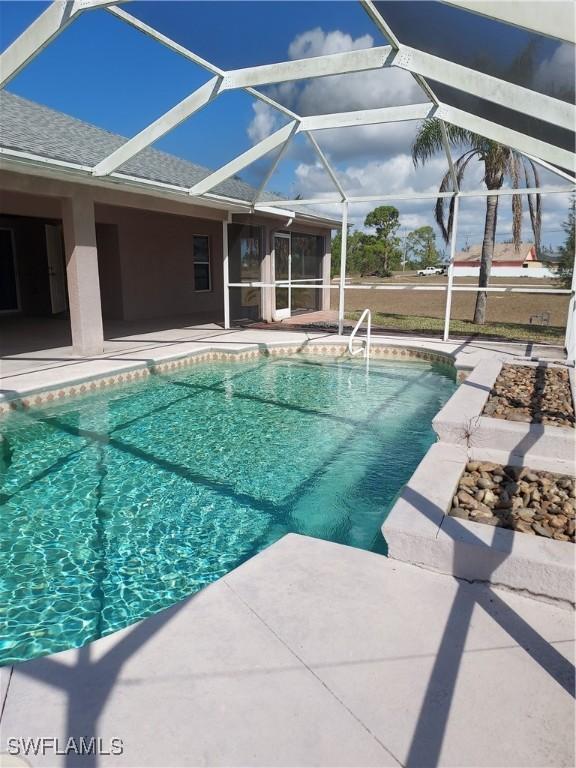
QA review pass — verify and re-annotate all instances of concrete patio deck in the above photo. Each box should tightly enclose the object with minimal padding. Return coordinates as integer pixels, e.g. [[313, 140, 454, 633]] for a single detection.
[[0, 317, 566, 399], [1, 534, 573, 767]]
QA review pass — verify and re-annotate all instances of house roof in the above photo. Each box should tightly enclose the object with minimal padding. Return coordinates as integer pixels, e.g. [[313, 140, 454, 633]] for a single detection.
[[455, 243, 536, 263], [0, 90, 278, 207]]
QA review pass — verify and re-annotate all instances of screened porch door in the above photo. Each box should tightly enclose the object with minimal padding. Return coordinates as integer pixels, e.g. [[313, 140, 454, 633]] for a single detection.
[[273, 233, 291, 320]]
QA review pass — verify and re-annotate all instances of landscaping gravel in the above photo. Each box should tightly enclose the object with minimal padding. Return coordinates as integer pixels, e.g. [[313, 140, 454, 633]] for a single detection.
[[449, 462, 575, 542], [483, 364, 574, 428]]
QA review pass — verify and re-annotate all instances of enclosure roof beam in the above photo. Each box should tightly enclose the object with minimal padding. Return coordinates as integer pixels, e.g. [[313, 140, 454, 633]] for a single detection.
[[256, 185, 575, 206], [298, 103, 434, 132], [0, 0, 125, 88], [221, 46, 394, 89], [441, 0, 575, 44], [218, 43, 573, 133], [92, 76, 223, 176], [188, 121, 298, 197], [523, 153, 576, 186], [436, 104, 575, 173], [252, 122, 298, 205], [255, 198, 342, 207], [2, 1, 74, 87], [361, 0, 402, 48], [107, 5, 300, 120], [393, 45, 575, 132], [304, 131, 347, 201]]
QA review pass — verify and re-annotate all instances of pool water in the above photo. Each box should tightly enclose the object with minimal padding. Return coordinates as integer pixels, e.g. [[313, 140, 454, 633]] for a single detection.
[[0, 355, 456, 664]]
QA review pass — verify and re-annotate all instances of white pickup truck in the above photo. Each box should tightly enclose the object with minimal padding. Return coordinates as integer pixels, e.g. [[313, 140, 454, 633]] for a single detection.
[[417, 266, 446, 276]]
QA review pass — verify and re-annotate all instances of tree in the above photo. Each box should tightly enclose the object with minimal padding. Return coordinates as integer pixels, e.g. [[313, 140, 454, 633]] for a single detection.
[[556, 196, 575, 289], [411, 118, 541, 324], [405, 226, 442, 269], [331, 207, 402, 278], [331, 229, 368, 277], [362, 206, 402, 276]]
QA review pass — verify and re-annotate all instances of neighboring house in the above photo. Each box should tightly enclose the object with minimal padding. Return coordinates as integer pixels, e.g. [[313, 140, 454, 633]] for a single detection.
[[453, 243, 555, 278], [0, 91, 335, 356]]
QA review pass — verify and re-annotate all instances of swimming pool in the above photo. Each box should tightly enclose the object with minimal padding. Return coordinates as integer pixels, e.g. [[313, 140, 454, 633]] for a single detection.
[[0, 354, 456, 664]]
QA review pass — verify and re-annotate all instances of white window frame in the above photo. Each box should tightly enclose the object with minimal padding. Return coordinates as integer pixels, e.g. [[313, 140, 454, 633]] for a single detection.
[[192, 234, 212, 293]]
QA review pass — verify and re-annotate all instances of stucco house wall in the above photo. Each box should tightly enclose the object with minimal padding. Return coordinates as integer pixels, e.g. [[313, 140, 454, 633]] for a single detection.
[[95, 204, 225, 322], [0, 171, 333, 331]]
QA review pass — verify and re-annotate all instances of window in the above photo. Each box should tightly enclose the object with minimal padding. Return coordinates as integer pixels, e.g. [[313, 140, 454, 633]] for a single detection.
[[193, 235, 211, 291]]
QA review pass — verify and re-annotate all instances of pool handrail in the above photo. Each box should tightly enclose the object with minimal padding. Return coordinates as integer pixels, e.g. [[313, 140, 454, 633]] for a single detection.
[[348, 308, 371, 359]]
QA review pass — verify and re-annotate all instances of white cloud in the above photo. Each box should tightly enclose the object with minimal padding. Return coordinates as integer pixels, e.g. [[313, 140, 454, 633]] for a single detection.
[[288, 27, 374, 59], [535, 42, 575, 100], [247, 100, 284, 144], [294, 152, 449, 199]]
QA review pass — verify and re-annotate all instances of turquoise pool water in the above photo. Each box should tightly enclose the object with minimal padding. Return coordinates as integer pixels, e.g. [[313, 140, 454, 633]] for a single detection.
[[0, 355, 456, 664]]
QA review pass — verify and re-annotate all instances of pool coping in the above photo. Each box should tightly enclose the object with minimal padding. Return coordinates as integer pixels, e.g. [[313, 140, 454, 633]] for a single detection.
[[0, 340, 457, 415], [382, 441, 575, 607]]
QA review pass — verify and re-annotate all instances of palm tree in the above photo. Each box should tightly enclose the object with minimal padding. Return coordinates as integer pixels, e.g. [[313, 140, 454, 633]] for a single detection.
[[412, 119, 541, 324]]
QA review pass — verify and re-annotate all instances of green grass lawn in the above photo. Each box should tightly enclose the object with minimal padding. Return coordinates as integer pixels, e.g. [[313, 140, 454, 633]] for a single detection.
[[346, 311, 565, 344]]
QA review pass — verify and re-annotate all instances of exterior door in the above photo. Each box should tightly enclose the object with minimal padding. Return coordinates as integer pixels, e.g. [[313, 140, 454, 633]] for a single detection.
[[273, 233, 291, 320], [45, 224, 67, 314], [0, 228, 19, 313]]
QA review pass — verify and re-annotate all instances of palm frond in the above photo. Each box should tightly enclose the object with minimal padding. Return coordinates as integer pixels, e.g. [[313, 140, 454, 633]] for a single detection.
[[412, 118, 474, 167], [435, 150, 479, 243], [435, 169, 453, 243]]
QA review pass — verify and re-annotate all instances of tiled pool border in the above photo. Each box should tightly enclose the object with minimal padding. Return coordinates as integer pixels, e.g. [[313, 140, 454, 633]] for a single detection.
[[0, 343, 456, 416]]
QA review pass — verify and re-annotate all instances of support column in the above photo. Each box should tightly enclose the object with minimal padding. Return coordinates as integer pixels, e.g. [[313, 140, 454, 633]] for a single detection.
[[62, 191, 104, 356], [443, 194, 460, 342], [337, 202, 348, 336], [321, 234, 331, 311], [222, 216, 230, 329]]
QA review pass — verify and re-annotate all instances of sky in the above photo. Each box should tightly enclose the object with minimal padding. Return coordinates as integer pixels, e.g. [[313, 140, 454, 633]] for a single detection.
[[0, 0, 573, 250]]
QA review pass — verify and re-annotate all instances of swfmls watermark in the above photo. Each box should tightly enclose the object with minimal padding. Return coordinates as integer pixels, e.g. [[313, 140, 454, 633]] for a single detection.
[[4, 737, 124, 758]]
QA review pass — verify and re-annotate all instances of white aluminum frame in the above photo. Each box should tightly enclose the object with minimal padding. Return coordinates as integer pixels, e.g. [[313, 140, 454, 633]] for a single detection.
[[1, 0, 575, 346], [392, 46, 574, 132]]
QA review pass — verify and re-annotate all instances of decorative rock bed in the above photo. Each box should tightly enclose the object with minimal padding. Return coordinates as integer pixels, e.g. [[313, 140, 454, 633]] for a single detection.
[[483, 364, 575, 428], [449, 461, 575, 542]]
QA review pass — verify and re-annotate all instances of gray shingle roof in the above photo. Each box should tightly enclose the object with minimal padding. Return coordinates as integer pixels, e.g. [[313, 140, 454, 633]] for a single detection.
[[0, 90, 269, 203]]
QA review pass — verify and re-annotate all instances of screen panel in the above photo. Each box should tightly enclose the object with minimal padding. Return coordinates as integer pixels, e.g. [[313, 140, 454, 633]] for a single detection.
[[127, 0, 388, 70], [5, 9, 210, 138], [431, 82, 576, 154], [375, 0, 575, 102]]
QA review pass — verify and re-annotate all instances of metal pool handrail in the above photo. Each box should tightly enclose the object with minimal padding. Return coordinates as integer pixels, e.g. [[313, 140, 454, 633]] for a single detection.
[[348, 308, 371, 359]]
